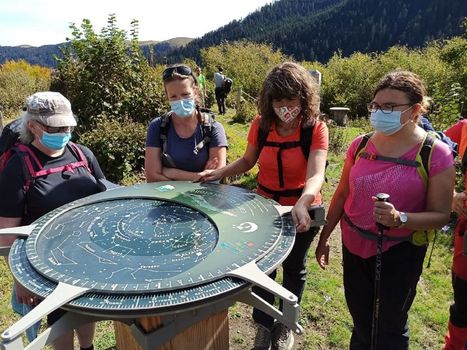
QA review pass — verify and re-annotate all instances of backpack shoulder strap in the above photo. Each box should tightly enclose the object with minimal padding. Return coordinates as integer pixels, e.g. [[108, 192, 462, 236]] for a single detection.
[[299, 123, 314, 159], [353, 132, 374, 163], [416, 134, 436, 186], [257, 127, 269, 157], [257, 123, 314, 159], [159, 113, 171, 154], [194, 112, 214, 155], [68, 142, 92, 173], [11, 144, 42, 193]]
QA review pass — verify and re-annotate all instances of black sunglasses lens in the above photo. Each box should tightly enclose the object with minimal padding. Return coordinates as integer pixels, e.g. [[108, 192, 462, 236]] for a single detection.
[[163, 66, 192, 80]]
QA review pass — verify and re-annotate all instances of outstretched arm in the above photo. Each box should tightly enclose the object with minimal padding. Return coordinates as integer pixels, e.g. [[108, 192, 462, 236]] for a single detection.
[[198, 143, 258, 182]]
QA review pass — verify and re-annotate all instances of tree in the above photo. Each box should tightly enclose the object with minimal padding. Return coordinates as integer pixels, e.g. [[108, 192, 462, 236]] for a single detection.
[[52, 15, 165, 131]]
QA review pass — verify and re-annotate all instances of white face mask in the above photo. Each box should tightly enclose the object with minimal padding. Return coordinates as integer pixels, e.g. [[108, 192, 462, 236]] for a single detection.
[[273, 106, 301, 123]]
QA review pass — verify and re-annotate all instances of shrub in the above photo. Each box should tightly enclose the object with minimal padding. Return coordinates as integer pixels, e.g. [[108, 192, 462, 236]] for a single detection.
[[0, 60, 52, 119], [201, 41, 287, 100], [78, 116, 147, 183], [233, 99, 257, 124]]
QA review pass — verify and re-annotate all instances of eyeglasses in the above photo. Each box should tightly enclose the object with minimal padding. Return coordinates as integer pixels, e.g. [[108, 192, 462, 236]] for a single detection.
[[162, 66, 193, 80], [35, 120, 73, 134], [367, 102, 412, 114]]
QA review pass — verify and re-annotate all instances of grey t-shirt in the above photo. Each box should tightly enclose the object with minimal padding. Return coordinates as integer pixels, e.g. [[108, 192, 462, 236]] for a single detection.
[[214, 72, 225, 88], [146, 115, 228, 172]]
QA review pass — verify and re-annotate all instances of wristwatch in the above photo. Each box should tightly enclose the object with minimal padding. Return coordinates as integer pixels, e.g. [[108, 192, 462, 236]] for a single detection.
[[398, 212, 408, 228]]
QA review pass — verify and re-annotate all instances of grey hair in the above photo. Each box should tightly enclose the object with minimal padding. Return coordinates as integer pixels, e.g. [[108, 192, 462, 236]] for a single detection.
[[19, 111, 35, 144]]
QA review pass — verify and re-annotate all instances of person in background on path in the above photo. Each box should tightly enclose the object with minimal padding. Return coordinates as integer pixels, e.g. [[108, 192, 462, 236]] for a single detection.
[[0, 91, 104, 350], [145, 64, 227, 182], [443, 117, 467, 349], [315, 71, 455, 349], [214, 67, 226, 115], [196, 66, 207, 107], [199, 62, 328, 350]]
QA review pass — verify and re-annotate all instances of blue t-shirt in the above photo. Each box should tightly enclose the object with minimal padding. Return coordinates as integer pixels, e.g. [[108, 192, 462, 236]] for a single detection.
[[146, 115, 228, 172]]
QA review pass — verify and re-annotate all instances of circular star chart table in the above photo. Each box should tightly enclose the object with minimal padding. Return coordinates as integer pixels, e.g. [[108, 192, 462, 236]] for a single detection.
[[0, 181, 326, 350]]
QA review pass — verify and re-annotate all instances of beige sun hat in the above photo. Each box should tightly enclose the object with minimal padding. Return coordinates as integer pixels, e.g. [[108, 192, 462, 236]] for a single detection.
[[25, 92, 77, 127]]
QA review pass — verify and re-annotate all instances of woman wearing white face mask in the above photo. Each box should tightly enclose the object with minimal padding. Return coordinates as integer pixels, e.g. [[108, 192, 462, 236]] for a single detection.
[[199, 62, 328, 350], [315, 71, 455, 349], [144, 64, 227, 182]]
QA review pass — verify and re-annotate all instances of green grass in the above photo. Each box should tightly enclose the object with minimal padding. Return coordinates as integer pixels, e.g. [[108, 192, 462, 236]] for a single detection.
[[0, 114, 454, 349]]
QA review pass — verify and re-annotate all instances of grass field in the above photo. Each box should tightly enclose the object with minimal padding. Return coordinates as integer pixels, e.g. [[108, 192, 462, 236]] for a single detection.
[[0, 112, 455, 349]]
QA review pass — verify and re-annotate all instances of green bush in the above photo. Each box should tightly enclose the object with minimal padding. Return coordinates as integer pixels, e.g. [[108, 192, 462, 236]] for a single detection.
[[328, 122, 368, 154], [232, 98, 257, 124], [201, 41, 288, 100], [0, 60, 52, 119], [78, 116, 147, 183]]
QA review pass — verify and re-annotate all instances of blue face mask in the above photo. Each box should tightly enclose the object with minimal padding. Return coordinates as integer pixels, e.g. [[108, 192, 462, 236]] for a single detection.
[[40, 131, 71, 150], [370, 108, 411, 135], [170, 98, 196, 118]]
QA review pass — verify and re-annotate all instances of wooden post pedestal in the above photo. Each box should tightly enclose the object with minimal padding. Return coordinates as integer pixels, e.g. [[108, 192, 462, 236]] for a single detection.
[[114, 310, 229, 350]]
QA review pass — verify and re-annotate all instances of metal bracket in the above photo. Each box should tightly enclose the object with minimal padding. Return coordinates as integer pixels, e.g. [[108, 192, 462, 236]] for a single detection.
[[0, 312, 100, 350], [227, 261, 303, 334], [1, 283, 89, 342], [0, 225, 36, 257]]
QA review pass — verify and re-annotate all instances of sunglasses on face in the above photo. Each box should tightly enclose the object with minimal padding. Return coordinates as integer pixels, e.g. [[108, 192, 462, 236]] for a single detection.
[[162, 66, 193, 80], [35, 120, 73, 134]]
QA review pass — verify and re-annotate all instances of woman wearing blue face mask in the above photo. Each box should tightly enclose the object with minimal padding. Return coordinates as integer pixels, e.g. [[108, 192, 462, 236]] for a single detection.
[[315, 71, 455, 349], [0, 91, 105, 350], [144, 64, 228, 182]]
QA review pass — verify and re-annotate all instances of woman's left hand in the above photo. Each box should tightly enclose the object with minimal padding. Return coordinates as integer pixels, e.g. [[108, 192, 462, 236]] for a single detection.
[[372, 196, 401, 227], [291, 202, 312, 233]]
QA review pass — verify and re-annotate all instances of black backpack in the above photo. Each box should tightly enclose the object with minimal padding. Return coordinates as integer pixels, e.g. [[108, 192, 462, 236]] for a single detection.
[[159, 109, 215, 168], [223, 78, 233, 96], [0, 118, 22, 157]]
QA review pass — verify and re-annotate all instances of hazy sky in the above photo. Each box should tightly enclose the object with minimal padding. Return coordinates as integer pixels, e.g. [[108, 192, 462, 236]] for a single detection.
[[0, 0, 274, 47]]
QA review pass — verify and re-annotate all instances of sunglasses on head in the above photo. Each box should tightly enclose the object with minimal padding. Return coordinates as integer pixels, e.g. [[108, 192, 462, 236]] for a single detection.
[[162, 66, 193, 80]]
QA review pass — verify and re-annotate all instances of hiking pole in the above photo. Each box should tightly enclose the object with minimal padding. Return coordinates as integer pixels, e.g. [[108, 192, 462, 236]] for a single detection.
[[371, 193, 390, 350]]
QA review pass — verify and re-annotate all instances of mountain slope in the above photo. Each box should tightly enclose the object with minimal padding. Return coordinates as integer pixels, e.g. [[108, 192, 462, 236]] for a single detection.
[[0, 38, 193, 67], [168, 0, 467, 63]]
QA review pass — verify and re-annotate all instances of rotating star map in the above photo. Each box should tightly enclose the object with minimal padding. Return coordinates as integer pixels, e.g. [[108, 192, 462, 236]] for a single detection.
[[8, 207, 295, 316], [2, 181, 323, 348], [25, 182, 285, 293]]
